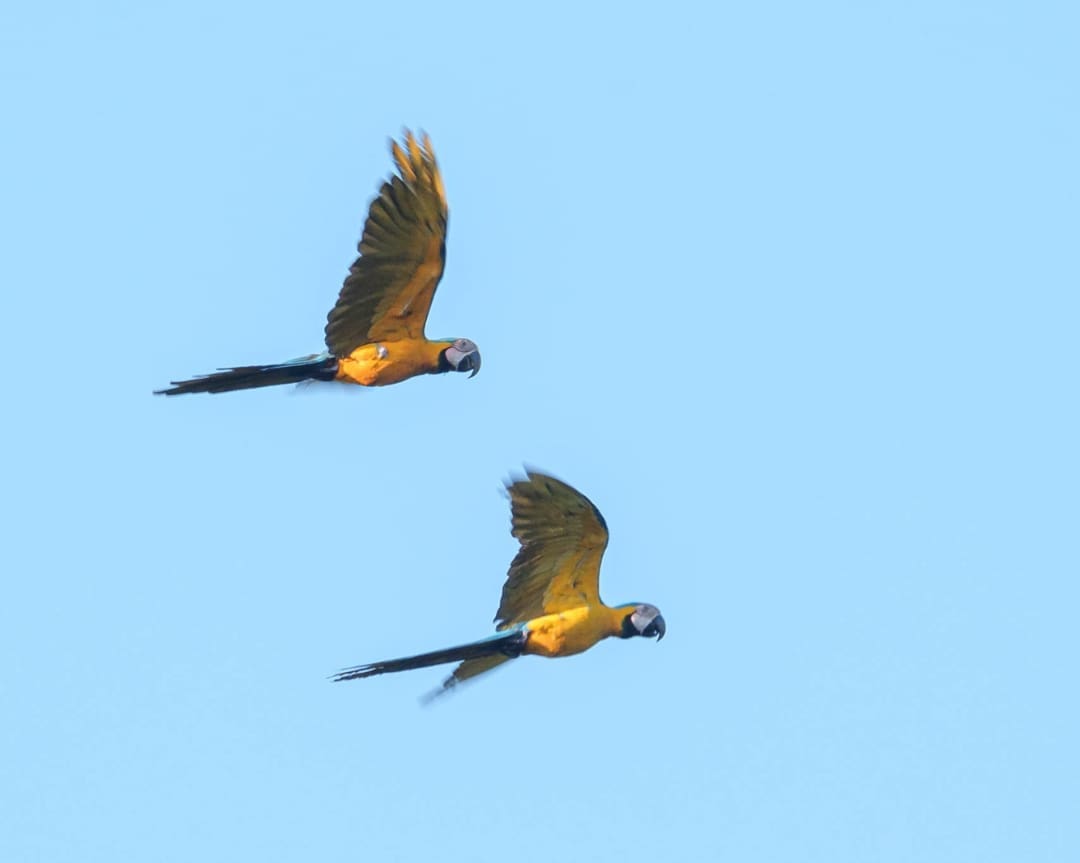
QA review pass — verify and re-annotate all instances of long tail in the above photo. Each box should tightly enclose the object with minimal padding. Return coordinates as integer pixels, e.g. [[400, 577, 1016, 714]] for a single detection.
[[331, 627, 527, 683], [155, 354, 338, 396]]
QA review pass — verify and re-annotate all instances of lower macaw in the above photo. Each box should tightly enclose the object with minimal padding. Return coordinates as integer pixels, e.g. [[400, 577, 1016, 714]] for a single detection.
[[333, 470, 665, 696]]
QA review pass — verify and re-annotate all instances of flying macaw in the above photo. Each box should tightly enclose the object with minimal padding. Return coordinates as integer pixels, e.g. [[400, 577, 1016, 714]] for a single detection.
[[332, 470, 665, 696], [155, 130, 479, 396]]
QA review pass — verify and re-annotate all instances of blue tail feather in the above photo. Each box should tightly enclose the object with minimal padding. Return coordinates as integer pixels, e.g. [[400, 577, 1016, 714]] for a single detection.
[[331, 625, 528, 683], [155, 354, 338, 396]]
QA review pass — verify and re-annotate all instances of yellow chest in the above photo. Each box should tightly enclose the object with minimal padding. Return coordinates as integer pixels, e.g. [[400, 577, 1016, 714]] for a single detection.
[[522, 606, 622, 658], [335, 340, 442, 387]]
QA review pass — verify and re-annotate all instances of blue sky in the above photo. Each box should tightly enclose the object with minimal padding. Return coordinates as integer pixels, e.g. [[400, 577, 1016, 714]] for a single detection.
[[2, 2, 1077, 861]]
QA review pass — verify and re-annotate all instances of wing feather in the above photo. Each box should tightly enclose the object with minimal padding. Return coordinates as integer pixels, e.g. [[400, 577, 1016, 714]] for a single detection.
[[446, 654, 512, 689], [494, 471, 610, 628], [324, 130, 448, 353]]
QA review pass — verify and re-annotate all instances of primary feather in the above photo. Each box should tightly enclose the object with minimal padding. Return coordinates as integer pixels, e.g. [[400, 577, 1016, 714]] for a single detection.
[[324, 131, 449, 353], [493, 470, 610, 628]]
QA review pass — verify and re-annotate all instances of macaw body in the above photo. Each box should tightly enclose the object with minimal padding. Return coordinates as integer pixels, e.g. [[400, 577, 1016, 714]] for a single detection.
[[334, 338, 456, 387], [156, 131, 480, 397], [518, 605, 630, 658], [333, 471, 665, 697]]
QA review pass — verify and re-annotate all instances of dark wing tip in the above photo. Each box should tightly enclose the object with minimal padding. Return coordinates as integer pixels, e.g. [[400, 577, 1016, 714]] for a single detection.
[[589, 501, 609, 533]]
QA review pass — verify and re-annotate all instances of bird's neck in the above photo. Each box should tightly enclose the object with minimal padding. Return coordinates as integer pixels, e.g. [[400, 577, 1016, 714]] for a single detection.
[[603, 604, 635, 639]]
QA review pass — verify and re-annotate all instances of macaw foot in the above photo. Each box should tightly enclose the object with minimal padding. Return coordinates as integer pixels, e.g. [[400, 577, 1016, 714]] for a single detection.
[[499, 630, 528, 658]]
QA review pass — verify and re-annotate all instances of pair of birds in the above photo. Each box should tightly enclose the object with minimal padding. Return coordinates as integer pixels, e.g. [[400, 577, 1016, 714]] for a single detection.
[[158, 131, 665, 696]]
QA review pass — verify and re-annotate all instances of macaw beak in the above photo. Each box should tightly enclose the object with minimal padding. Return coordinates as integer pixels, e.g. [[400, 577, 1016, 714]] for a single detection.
[[642, 614, 665, 641], [459, 350, 481, 378]]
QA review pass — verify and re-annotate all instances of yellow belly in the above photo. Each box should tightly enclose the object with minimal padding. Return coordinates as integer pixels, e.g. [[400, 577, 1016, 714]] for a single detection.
[[522, 606, 620, 658], [335, 340, 441, 387]]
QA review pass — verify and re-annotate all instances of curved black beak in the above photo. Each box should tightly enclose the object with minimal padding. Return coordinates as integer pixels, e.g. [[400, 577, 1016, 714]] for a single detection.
[[645, 614, 666, 641], [459, 350, 481, 378]]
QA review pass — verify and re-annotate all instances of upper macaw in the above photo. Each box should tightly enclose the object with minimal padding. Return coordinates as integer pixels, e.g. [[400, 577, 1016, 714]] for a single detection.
[[332, 470, 665, 697], [155, 130, 480, 396]]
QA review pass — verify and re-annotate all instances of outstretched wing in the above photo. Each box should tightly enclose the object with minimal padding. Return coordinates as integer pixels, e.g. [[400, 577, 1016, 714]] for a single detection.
[[422, 654, 514, 703], [494, 470, 610, 629], [324, 130, 448, 353]]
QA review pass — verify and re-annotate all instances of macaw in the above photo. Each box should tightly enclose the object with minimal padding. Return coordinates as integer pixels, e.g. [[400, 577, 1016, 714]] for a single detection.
[[333, 470, 665, 696], [155, 130, 479, 396]]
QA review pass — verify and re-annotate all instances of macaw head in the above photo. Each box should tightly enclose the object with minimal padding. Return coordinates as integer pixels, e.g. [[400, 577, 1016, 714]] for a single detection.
[[619, 603, 666, 641], [440, 338, 481, 378]]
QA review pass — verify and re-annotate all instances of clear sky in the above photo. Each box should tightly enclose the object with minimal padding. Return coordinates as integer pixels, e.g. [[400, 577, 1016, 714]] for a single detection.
[[2, 2, 1077, 861]]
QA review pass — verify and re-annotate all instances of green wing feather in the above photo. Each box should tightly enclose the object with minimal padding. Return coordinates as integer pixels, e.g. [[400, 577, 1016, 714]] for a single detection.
[[494, 470, 610, 629], [324, 130, 448, 354], [425, 654, 514, 701]]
